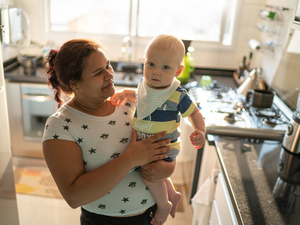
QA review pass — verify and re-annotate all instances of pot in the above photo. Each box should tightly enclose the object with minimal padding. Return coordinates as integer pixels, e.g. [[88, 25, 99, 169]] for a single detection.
[[17, 54, 39, 75], [246, 89, 275, 108]]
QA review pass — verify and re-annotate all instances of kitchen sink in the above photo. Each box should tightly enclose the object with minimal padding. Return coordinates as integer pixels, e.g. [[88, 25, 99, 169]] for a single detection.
[[114, 71, 143, 87], [112, 62, 143, 87]]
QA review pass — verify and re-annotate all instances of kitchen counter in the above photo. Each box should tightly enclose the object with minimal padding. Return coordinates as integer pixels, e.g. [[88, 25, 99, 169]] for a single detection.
[[4, 63, 142, 87], [214, 136, 300, 225]]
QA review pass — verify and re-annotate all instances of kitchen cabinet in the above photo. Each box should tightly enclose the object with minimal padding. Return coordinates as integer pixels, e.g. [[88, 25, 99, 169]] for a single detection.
[[210, 171, 238, 225]]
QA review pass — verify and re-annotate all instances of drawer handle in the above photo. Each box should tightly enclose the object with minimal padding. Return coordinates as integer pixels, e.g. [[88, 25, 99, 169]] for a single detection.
[[22, 94, 53, 102]]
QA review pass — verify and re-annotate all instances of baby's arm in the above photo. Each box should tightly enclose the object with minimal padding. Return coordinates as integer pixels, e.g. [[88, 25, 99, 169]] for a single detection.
[[188, 107, 206, 148], [110, 88, 136, 105]]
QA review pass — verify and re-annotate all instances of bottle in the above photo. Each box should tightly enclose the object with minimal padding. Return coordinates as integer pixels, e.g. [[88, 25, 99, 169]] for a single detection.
[[247, 52, 253, 71], [238, 56, 246, 78]]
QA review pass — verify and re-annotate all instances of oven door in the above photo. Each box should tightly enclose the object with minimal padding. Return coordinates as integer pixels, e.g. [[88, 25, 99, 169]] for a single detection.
[[6, 82, 57, 158]]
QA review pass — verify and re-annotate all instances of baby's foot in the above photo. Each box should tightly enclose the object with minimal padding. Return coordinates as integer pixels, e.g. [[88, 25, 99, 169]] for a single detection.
[[150, 201, 172, 225], [169, 191, 182, 218]]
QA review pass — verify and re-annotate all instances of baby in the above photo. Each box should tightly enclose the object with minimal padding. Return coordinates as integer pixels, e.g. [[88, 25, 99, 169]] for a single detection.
[[111, 34, 206, 225]]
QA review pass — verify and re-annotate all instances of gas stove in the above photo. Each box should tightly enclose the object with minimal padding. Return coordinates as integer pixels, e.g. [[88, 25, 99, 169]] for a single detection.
[[189, 87, 292, 141]]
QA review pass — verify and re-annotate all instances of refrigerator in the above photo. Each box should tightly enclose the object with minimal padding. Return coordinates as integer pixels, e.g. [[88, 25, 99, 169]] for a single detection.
[[0, 42, 20, 224]]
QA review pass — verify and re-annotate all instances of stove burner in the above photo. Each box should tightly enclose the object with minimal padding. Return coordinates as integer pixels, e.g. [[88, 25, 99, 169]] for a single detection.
[[224, 113, 236, 124], [218, 106, 235, 114], [263, 118, 278, 126], [252, 107, 280, 118]]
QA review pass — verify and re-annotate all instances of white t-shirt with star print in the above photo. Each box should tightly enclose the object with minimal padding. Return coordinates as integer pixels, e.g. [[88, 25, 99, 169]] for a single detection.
[[42, 100, 155, 216]]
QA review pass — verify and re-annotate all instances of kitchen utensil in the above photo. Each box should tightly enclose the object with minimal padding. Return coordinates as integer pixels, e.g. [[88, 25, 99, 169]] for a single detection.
[[17, 54, 38, 75], [246, 89, 275, 108], [236, 68, 257, 96]]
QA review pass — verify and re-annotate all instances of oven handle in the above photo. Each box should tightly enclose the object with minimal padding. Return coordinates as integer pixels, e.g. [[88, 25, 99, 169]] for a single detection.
[[22, 94, 53, 102]]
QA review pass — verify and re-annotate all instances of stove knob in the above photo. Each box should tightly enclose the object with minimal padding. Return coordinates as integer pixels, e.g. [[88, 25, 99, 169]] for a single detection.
[[286, 124, 293, 136]]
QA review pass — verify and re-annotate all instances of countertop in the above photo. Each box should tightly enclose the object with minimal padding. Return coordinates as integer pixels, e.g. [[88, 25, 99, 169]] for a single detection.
[[214, 136, 300, 225]]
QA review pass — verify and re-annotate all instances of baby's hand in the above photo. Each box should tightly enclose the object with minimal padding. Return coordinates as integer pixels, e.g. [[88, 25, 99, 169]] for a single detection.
[[190, 130, 205, 149], [110, 91, 126, 106]]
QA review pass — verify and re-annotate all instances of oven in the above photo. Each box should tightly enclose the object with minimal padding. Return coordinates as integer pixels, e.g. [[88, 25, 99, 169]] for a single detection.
[[5, 83, 129, 158], [6, 82, 58, 158], [187, 81, 296, 223]]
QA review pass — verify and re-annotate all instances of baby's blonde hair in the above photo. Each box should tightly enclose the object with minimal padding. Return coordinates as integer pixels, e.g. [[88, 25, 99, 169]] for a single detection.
[[145, 34, 185, 64]]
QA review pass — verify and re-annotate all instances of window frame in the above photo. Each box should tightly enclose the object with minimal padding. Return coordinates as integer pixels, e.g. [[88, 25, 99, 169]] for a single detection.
[[41, 0, 242, 53]]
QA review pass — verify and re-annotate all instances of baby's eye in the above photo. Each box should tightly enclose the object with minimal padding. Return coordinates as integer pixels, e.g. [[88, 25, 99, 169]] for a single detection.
[[162, 65, 169, 70], [148, 62, 154, 67]]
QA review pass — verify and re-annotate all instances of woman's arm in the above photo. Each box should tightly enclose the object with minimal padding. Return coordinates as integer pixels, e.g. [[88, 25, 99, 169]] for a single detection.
[[43, 130, 171, 209]]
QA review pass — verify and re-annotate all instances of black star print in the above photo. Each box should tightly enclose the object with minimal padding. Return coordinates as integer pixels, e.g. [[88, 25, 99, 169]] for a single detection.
[[77, 138, 83, 143], [100, 133, 109, 139], [122, 197, 129, 203], [125, 122, 130, 126], [89, 148, 96, 154], [83, 160, 87, 166], [65, 118, 72, 123], [125, 102, 131, 107], [53, 134, 59, 139], [141, 199, 147, 205], [98, 204, 106, 209], [119, 209, 126, 214], [111, 152, 120, 159], [128, 182, 136, 188], [46, 124, 49, 129], [145, 186, 149, 191], [120, 138, 129, 144], [108, 120, 116, 125], [63, 125, 69, 131], [81, 124, 88, 130], [123, 111, 128, 115]]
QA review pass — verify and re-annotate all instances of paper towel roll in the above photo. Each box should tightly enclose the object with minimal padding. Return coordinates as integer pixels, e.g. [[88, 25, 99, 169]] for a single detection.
[[248, 39, 261, 50]]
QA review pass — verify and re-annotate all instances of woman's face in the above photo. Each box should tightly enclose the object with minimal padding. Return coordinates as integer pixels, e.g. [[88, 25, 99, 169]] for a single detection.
[[74, 49, 115, 103]]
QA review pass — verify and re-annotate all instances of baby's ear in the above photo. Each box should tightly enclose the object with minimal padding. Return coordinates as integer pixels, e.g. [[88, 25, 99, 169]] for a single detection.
[[175, 65, 184, 77]]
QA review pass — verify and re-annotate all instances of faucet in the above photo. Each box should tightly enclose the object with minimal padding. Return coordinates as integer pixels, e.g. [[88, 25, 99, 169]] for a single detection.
[[121, 36, 132, 63]]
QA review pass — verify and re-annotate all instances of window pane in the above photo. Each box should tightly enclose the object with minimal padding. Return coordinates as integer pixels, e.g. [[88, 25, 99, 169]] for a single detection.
[[50, 0, 130, 35], [137, 0, 225, 42]]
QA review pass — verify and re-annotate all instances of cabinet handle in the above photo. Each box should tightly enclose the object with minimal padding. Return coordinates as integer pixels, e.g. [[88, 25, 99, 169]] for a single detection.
[[22, 94, 53, 102]]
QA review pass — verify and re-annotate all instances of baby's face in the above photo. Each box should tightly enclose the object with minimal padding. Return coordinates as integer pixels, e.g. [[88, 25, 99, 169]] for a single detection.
[[143, 47, 183, 89]]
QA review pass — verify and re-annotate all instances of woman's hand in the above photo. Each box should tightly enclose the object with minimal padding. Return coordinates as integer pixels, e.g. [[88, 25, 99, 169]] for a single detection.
[[123, 130, 171, 168], [141, 159, 176, 183]]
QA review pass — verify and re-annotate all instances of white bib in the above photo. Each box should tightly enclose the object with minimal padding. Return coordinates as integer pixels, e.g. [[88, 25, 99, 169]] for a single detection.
[[136, 78, 181, 119]]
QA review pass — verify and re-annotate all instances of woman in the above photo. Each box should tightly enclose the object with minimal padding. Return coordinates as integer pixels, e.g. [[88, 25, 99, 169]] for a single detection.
[[42, 39, 175, 225]]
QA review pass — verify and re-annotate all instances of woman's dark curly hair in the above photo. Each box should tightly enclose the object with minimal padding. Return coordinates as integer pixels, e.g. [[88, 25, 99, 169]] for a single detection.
[[44, 39, 103, 107]]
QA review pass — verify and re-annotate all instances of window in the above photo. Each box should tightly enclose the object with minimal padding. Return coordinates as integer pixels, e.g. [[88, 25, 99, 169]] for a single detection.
[[48, 0, 237, 46]]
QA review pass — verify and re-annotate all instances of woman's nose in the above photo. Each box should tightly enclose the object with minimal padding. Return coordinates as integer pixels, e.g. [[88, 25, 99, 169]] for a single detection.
[[104, 67, 114, 79]]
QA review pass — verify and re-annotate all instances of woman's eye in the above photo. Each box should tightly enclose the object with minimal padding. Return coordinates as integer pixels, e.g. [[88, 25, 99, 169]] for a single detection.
[[96, 71, 102, 76]]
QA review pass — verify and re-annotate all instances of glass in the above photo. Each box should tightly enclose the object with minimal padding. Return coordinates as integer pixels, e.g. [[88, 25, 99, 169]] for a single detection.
[[50, 0, 130, 35], [137, 0, 225, 41]]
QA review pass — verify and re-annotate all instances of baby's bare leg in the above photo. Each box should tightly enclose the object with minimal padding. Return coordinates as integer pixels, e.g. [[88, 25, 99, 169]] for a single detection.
[[143, 178, 172, 225], [165, 177, 182, 218]]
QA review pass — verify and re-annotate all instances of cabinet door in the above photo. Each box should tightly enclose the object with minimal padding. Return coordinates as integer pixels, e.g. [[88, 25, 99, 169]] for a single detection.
[[214, 172, 238, 225], [210, 200, 221, 225]]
